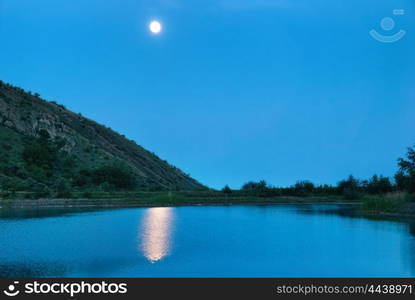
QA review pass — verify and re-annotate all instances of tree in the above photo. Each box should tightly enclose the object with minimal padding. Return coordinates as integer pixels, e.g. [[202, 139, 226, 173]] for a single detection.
[[55, 178, 71, 198], [293, 180, 315, 196], [222, 185, 232, 194], [23, 139, 54, 171], [397, 145, 415, 193], [395, 171, 410, 192], [338, 175, 359, 192], [337, 175, 361, 199], [241, 180, 270, 196], [91, 164, 136, 189], [242, 180, 268, 191], [366, 175, 393, 194]]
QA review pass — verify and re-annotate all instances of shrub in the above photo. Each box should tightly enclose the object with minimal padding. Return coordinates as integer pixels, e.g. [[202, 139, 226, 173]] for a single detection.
[[55, 178, 72, 198], [91, 165, 136, 189], [73, 169, 91, 187]]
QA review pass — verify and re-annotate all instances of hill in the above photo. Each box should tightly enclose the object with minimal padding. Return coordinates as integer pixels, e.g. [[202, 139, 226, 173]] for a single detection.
[[0, 80, 204, 196]]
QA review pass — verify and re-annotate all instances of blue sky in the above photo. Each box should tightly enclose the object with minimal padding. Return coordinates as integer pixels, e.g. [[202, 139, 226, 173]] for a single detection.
[[0, 0, 414, 189]]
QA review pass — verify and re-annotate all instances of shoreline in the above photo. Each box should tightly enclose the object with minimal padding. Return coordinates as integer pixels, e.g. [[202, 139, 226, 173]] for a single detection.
[[0, 196, 357, 208], [0, 200, 359, 209], [1, 197, 414, 220]]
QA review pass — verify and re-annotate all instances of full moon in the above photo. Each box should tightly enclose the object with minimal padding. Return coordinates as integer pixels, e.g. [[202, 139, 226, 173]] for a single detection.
[[149, 20, 162, 34]]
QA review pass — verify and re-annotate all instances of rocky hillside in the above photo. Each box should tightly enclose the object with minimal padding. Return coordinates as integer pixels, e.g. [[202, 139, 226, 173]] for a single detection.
[[0, 81, 204, 193]]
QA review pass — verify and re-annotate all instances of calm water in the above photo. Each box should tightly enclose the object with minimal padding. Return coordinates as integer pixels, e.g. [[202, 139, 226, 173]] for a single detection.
[[0, 204, 414, 277]]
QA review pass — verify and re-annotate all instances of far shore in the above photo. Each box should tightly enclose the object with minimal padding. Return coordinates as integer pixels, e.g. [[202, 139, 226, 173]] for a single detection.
[[0, 196, 355, 209], [1, 195, 414, 220], [0, 198, 358, 208]]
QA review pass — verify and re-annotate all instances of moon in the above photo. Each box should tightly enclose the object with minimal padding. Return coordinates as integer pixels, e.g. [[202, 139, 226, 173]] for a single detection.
[[149, 20, 162, 34]]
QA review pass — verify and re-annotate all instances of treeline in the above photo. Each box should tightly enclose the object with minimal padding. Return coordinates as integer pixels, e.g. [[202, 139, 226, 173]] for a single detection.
[[222, 145, 415, 199]]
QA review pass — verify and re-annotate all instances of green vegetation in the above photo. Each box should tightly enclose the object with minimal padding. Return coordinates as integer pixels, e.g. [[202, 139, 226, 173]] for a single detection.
[[0, 190, 344, 209], [361, 193, 408, 213], [0, 127, 138, 198], [74, 165, 136, 190], [232, 174, 393, 199]]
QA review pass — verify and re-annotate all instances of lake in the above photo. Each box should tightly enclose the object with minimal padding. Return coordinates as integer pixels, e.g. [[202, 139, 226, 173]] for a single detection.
[[0, 204, 414, 277]]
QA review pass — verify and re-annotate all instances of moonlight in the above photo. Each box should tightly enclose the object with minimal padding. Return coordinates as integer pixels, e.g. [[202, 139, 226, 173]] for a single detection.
[[149, 20, 162, 34]]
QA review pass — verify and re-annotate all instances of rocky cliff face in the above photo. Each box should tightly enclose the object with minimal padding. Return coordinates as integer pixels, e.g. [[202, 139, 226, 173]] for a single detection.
[[0, 81, 204, 191]]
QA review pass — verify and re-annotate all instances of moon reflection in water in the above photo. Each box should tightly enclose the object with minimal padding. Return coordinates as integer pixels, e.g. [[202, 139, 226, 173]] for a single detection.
[[140, 207, 175, 262]]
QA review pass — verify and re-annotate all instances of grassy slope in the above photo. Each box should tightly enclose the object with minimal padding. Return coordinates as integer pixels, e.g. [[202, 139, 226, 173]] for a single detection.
[[0, 81, 204, 191], [0, 125, 130, 192]]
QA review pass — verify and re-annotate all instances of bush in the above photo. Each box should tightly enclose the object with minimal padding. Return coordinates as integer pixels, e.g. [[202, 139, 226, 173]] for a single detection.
[[23, 139, 54, 170], [55, 178, 71, 198], [91, 165, 136, 189]]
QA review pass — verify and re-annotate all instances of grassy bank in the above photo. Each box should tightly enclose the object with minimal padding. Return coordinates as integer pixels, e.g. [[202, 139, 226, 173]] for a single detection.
[[360, 192, 414, 217], [1, 191, 414, 218], [0, 190, 347, 208]]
